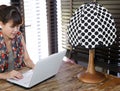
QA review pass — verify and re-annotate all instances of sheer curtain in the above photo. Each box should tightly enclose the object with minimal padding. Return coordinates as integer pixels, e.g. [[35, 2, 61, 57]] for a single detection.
[[24, 0, 48, 64]]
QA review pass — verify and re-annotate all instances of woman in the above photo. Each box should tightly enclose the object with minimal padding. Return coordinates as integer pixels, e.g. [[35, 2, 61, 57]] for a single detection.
[[0, 5, 35, 79]]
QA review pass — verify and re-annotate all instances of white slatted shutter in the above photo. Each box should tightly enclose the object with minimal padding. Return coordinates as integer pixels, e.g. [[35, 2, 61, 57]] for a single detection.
[[24, 0, 48, 63]]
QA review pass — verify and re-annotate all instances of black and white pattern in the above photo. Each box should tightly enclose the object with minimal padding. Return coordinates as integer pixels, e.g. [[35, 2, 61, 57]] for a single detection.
[[67, 2, 117, 49]]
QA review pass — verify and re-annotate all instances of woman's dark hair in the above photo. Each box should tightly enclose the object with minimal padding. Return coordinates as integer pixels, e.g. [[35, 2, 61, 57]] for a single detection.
[[0, 5, 22, 26]]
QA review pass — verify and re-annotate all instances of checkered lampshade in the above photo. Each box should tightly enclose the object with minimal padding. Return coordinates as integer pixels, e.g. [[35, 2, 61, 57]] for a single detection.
[[67, 2, 117, 49]]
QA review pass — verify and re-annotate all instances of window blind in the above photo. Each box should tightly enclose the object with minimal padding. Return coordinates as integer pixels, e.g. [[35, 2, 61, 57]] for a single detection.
[[46, 0, 58, 54], [96, 0, 120, 73], [24, 0, 48, 63]]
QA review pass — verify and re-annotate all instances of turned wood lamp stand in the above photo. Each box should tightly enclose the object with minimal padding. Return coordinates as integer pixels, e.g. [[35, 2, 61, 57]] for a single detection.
[[77, 49, 106, 83]]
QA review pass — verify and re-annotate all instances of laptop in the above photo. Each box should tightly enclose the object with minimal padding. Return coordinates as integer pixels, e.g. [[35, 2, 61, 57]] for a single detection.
[[7, 50, 66, 88]]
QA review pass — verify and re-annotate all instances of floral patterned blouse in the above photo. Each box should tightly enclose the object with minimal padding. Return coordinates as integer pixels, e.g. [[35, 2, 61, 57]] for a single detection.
[[0, 31, 25, 72]]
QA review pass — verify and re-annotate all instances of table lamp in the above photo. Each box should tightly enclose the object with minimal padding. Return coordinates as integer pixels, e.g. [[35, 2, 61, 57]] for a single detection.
[[67, 2, 117, 83]]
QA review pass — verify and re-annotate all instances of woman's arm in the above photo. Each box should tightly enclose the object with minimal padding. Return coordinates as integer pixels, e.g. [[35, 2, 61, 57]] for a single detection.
[[21, 35, 35, 69]]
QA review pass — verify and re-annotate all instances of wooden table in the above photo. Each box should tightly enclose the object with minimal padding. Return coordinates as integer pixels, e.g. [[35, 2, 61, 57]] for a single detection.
[[0, 62, 120, 91]]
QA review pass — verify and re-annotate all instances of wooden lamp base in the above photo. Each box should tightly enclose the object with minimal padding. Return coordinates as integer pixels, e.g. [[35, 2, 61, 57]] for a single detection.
[[77, 71, 106, 83], [77, 49, 106, 83]]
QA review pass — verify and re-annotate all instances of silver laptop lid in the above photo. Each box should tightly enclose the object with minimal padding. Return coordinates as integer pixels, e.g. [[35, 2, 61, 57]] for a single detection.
[[29, 50, 66, 87]]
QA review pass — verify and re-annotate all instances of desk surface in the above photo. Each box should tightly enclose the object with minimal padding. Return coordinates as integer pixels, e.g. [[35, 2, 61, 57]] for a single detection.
[[0, 62, 120, 91]]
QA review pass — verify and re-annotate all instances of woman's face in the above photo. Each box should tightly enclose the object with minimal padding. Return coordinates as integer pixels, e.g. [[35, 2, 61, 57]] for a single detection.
[[1, 20, 20, 39]]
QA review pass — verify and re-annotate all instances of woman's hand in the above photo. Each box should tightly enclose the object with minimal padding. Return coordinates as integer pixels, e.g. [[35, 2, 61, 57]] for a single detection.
[[4, 70, 23, 80]]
